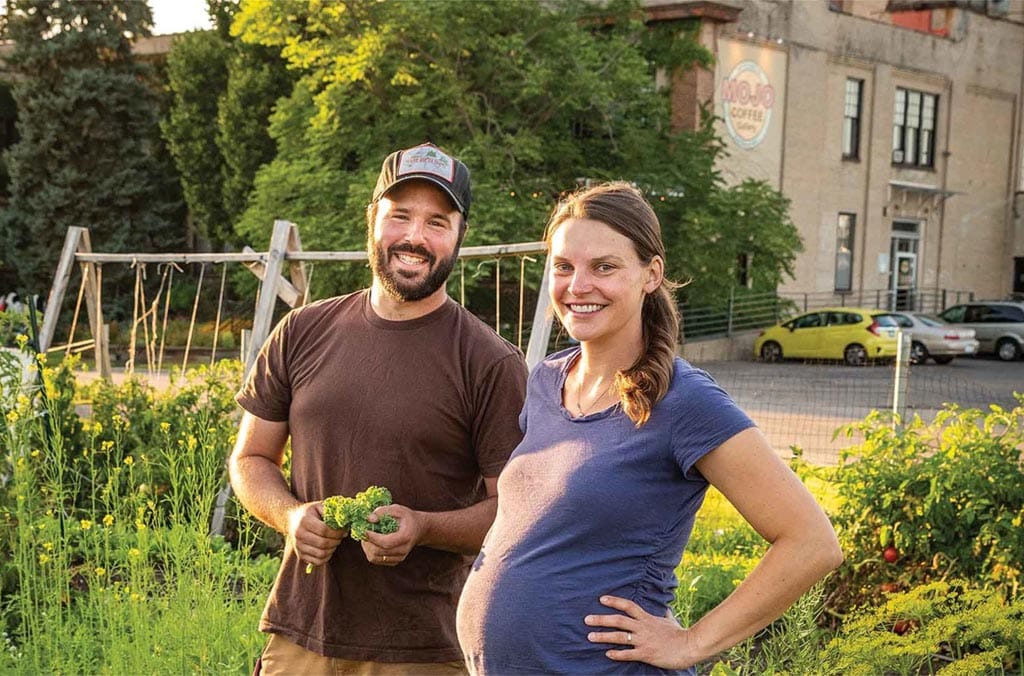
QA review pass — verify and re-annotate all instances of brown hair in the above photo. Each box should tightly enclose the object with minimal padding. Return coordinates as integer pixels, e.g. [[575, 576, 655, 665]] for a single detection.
[[544, 181, 680, 427]]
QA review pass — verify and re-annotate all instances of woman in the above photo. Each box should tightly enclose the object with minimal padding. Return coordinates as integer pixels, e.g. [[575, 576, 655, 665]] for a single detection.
[[456, 182, 842, 674]]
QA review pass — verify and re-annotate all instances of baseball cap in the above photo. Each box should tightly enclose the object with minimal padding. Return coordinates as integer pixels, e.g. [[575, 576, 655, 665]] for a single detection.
[[372, 143, 472, 221]]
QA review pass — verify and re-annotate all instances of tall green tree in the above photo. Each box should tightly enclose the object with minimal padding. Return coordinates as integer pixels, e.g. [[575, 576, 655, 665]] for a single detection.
[[163, 29, 232, 248], [162, 0, 292, 250], [231, 0, 801, 303], [0, 0, 184, 311]]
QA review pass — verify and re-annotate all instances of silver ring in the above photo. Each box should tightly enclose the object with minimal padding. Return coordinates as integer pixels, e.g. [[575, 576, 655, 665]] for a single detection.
[[627, 632, 632, 643], [382, 554, 388, 562]]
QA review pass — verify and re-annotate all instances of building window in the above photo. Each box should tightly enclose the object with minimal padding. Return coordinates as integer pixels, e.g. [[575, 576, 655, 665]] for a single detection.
[[842, 79, 863, 159], [835, 213, 855, 291], [892, 87, 937, 168]]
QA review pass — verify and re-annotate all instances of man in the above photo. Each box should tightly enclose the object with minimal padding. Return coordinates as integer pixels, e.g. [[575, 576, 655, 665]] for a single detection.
[[230, 143, 528, 674]]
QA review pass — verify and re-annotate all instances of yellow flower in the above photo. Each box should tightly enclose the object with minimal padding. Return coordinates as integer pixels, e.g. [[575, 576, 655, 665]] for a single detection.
[[100, 440, 114, 452], [134, 520, 146, 531], [30, 449, 40, 458], [103, 514, 114, 527], [159, 422, 170, 433], [16, 394, 29, 407], [15, 334, 27, 348], [82, 449, 89, 458], [123, 456, 134, 467], [42, 542, 53, 552], [128, 548, 141, 559], [130, 592, 142, 602], [6, 410, 18, 424], [94, 567, 106, 577], [80, 519, 93, 531], [38, 553, 50, 565], [92, 421, 103, 435]]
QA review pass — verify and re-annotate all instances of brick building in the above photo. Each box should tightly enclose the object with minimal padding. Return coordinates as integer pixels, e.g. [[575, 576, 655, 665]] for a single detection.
[[648, 0, 1024, 306]]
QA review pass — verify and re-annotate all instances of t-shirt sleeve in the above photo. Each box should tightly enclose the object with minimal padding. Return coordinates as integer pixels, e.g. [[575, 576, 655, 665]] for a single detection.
[[472, 352, 529, 477], [235, 311, 295, 422], [670, 370, 756, 480]]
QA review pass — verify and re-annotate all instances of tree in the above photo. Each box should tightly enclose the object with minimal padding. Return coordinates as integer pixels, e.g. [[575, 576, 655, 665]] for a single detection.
[[163, 29, 231, 248], [0, 0, 184, 313], [162, 0, 291, 249], [229, 0, 801, 304]]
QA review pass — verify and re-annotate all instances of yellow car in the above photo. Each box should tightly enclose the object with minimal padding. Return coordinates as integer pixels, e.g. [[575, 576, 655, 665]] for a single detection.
[[754, 307, 900, 366]]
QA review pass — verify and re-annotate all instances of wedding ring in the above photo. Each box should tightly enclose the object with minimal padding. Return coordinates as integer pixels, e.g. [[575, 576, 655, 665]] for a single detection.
[[382, 555, 388, 562], [627, 632, 632, 643]]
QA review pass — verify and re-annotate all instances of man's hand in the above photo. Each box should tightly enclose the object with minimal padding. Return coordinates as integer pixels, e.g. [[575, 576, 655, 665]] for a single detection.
[[287, 501, 346, 569], [360, 504, 421, 566]]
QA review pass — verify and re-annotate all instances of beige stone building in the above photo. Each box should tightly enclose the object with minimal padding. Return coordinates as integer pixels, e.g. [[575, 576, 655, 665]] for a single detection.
[[647, 0, 1024, 309]]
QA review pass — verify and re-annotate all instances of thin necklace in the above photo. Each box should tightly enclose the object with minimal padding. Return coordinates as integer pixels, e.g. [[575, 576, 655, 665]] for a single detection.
[[574, 373, 615, 417]]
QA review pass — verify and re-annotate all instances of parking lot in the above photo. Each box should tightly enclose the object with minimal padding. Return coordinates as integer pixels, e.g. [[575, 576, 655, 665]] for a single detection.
[[695, 355, 1023, 465]]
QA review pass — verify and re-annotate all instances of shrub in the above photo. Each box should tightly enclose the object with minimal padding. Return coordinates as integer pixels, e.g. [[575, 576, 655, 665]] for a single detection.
[[827, 401, 1024, 613], [820, 580, 1024, 675]]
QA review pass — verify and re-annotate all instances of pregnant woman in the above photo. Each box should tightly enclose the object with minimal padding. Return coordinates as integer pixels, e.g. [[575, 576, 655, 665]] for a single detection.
[[456, 182, 842, 674]]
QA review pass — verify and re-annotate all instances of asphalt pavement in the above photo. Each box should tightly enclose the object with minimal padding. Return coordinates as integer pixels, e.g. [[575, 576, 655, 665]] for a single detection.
[[695, 354, 1022, 465]]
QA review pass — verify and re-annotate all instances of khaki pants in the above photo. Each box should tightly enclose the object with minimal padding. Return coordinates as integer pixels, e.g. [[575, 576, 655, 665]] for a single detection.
[[257, 633, 467, 676]]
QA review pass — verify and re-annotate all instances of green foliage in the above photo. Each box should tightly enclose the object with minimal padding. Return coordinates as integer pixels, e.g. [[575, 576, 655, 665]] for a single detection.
[[230, 0, 802, 303], [322, 485, 399, 540], [820, 580, 1024, 675], [218, 44, 293, 228], [0, 0, 184, 312], [717, 584, 831, 676], [162, 5, 292, 251], [673, 487, 764, 625], [827, 401, 1024, 613], [0, 350, 274, 673], [162, 30, 232, 246]]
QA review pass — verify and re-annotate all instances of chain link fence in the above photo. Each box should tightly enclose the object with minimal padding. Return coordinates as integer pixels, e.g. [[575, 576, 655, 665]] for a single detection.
[[697, 350, 1017, 465]]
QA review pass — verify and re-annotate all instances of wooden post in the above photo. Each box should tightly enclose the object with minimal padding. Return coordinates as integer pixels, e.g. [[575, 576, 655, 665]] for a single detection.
[[525, 255, 553, 370], [40, 227, 110, 380], [39, 227, 87, 352], [240, 246, 302, 307], [246, 220, 293, 376], [285, 223, 309, 306]]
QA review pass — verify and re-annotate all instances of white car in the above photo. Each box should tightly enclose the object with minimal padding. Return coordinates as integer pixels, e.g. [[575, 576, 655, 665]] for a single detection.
[[884, 312, 979, 364]]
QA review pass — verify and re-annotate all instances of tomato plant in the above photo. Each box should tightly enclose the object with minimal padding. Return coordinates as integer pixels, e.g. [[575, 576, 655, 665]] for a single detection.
[[825, 400, 1024, 612]]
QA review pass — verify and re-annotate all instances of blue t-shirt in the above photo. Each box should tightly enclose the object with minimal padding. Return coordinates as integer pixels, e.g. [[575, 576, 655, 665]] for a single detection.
[[456, 347, 756, 675]]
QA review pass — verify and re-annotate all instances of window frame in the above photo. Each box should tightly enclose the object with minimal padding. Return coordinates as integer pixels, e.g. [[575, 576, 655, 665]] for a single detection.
[[842, 78, 863, 160], [892, 86, 938, 168], [834, 212, 855, 292]]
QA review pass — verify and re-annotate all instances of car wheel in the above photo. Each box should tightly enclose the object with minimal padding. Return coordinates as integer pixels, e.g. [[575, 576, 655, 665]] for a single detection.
[[932, 355, 954, 365], [760, 341, 783, 363], [844, 344, 868, 367], [996, 338, 1021, 362], [910, 341, 929, 365]]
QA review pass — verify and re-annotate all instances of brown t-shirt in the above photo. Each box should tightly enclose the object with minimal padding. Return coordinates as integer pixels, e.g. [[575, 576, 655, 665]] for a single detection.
[[236, 290, 528, 663]]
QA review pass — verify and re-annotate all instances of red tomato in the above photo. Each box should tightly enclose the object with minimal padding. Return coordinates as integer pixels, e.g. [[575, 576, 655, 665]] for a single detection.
[[883, 546, 899, 563]]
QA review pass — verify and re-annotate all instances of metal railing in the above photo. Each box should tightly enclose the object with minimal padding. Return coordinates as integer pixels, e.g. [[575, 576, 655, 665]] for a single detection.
[[680, 287, 976, 340]]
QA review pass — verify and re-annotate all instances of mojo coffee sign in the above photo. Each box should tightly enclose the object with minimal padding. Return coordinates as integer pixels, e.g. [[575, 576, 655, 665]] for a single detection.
[[721, 60, 775, 149]]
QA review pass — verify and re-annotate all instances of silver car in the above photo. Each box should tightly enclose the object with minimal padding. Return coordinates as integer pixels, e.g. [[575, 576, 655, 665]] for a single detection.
[[939, 301, 1024, 361], [884, 312, 979, 365]]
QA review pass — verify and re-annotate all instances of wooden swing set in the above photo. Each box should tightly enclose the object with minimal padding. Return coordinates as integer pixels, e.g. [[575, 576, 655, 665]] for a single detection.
[[39, 220, 555, 378]]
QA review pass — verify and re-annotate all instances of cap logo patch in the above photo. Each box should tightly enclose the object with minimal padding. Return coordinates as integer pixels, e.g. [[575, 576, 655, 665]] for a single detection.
[[397, 145, 456, 182]]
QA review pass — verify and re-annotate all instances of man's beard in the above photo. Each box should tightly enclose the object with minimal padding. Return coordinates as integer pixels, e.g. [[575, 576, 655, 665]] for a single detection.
[[370, 240, 458, 302]]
